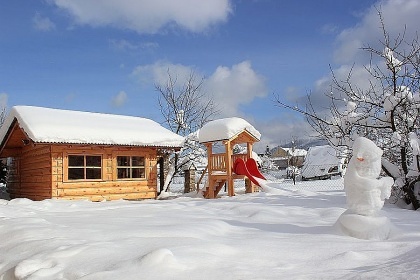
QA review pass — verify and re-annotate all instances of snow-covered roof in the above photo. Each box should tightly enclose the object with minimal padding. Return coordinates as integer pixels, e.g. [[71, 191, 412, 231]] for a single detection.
[[198, 117, 261, 143], [283, 148, 307, 157], [0, 106, 184, 148], [303, 145, 339, 166]]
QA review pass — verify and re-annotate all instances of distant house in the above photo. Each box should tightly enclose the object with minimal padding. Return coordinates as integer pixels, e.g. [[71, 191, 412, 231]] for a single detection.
[[269, 146, 307, 170], [0, 106, 184, 201]]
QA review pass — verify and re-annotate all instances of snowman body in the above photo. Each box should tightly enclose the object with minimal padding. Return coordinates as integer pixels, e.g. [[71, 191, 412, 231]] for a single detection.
[[337, 137, 394, 240], [344, 137, 393, 216]]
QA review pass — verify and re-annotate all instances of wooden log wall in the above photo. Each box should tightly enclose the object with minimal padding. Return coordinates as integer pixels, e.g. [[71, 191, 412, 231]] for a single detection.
[[6, 144, 160, 201], [51, 145, 158, 201], [7, 144, 52, 200]]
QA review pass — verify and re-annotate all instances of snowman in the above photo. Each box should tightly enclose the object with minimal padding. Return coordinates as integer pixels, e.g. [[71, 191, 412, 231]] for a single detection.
[[336, 137, 394, 240], [344, 137, 394, 215]]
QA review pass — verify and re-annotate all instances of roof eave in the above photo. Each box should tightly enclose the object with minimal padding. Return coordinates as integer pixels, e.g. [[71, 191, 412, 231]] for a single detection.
[[31, 140, 183, 149]]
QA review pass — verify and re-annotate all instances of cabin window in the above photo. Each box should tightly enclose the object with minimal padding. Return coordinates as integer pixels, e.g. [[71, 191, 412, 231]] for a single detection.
[[117, 156, 145, 179], [68, 155, 102, 180]]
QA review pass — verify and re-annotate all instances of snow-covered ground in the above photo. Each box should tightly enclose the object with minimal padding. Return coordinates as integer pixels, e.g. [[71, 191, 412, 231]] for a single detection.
[[1, 179, 420, 280]]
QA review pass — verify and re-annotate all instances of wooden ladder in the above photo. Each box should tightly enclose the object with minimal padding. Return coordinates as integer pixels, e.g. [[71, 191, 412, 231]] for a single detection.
[[203, 179, 226, 198]]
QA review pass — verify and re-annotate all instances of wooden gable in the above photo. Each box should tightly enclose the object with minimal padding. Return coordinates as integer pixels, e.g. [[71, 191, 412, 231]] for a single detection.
[[229, 130, 259, 146], [0, 119, 30, 158]]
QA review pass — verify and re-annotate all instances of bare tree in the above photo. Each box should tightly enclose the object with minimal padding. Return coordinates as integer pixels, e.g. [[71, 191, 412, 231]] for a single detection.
[[0, 106, 6, 128], [275, 11, 420, 209], [155, 70, 218, 190], [156, 70, 217, 136]]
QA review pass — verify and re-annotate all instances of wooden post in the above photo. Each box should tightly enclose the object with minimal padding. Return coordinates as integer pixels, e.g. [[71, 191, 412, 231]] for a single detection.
[[225, 140, 234, 196], [245, 178, 253, 193], [206, 143, 215, 198], [246, 142, 256, 193], [247, 142, 253, 159]]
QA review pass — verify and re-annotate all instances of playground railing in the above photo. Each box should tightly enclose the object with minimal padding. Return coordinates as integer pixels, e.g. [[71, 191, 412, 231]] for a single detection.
[[232, 154, 248, 166], [209, 153, 250, 172], [209, 153, 226, 172]]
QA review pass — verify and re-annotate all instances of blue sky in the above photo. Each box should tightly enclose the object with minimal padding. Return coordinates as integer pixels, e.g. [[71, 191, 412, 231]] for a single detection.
[[1, 0, 418, 151]]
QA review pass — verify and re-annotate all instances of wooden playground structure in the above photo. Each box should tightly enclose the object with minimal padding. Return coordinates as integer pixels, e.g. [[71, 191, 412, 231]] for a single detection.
[[197, 129, 265, 199]]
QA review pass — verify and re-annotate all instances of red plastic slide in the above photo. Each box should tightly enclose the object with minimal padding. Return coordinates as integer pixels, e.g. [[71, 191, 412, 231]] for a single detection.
[[233, 158, 265, 186], [245, 158, 266, 180]]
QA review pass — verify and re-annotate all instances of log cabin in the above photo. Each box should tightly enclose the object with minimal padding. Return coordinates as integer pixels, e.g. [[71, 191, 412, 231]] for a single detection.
[[0, 106, 184, 201]]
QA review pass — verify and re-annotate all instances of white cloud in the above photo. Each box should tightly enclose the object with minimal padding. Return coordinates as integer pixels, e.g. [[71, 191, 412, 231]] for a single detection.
[[50, 0, 232, 34], [112, 91, 128, 107], [33, 12, 56, 31], [313, 64, 372, 96], [334, 0, 420, 64], [205, 61, 267, 117], [132, 61, 196, 85], [132, 60, 267, 117], [291, 62, 383, 121], [253, 116, 315, 153]]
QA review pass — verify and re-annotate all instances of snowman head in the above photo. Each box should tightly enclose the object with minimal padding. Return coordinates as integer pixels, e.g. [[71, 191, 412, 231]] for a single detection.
[[352, 137, 383, 178]]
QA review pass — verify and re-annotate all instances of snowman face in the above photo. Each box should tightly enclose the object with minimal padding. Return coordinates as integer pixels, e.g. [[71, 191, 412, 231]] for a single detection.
[[354, 149, 382, 178], [351, 137, 383, 179]]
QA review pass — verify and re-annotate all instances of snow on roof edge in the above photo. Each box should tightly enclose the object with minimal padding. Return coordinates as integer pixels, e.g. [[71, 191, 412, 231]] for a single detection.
[[198, 117, 261, 143], [30, 140, 183, 148], [0, 106, 185, 148]]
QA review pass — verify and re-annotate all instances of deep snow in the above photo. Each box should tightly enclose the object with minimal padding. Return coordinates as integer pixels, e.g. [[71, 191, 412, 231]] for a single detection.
[[1, 179, 420, 280]]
